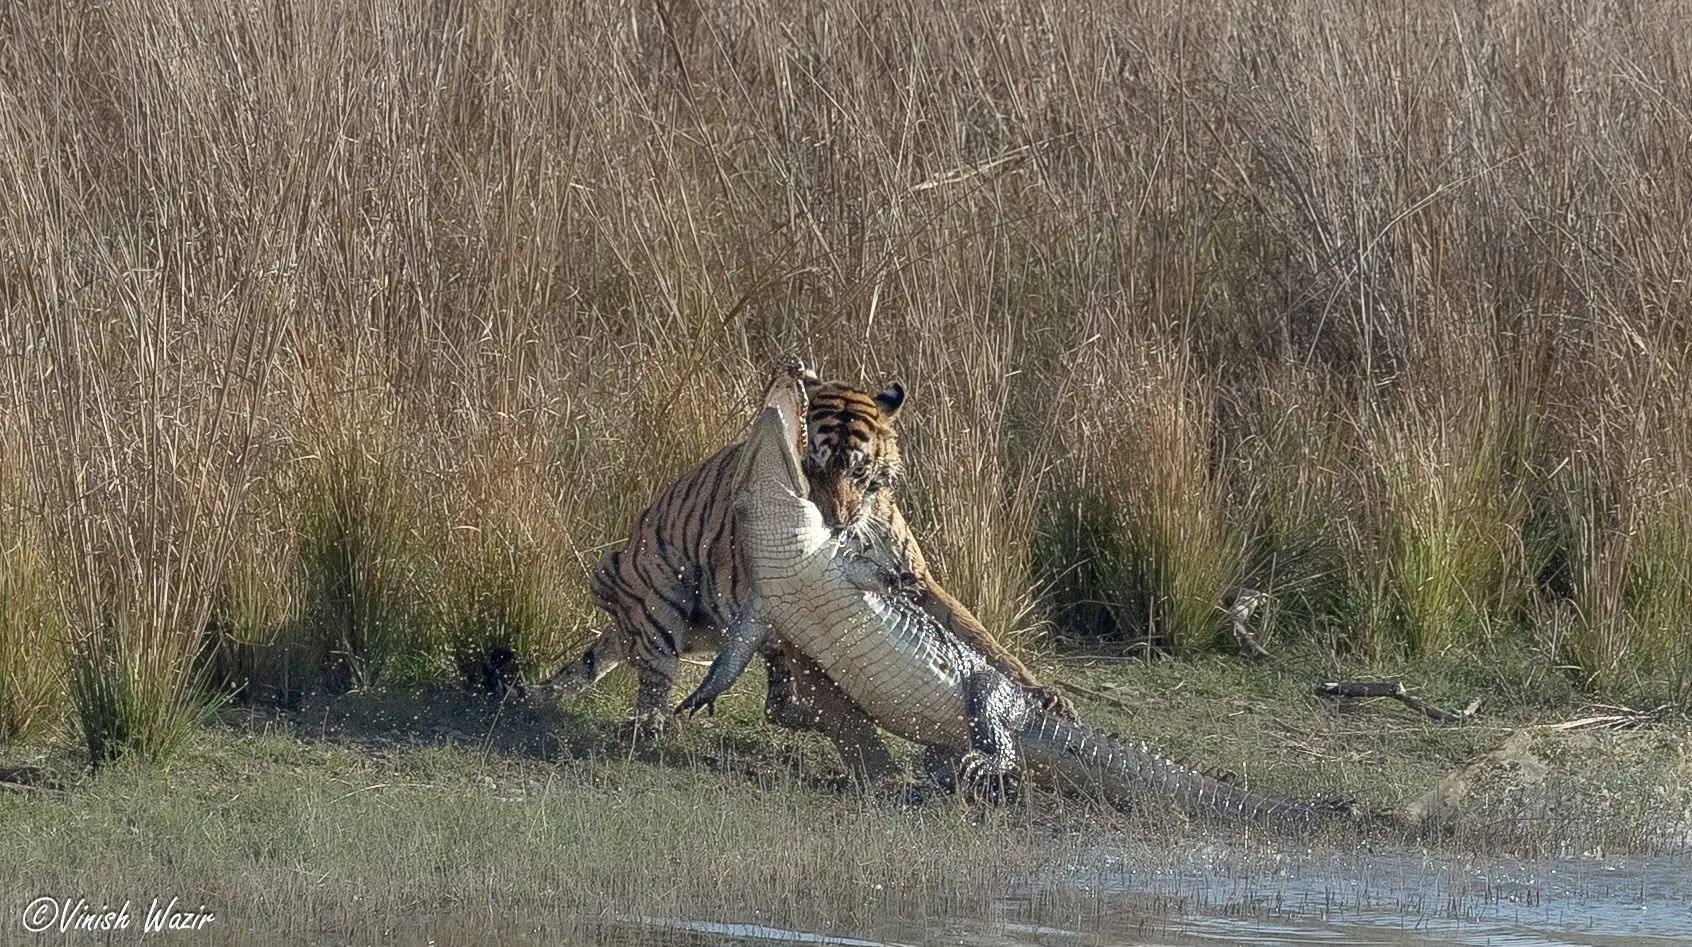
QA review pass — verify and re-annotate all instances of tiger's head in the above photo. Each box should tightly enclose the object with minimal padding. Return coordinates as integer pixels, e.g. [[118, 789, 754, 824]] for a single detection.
[[800, 375, 907, 536]]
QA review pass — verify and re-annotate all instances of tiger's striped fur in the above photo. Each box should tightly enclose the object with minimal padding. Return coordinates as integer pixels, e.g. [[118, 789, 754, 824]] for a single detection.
[[540, 368, 1067, 782]]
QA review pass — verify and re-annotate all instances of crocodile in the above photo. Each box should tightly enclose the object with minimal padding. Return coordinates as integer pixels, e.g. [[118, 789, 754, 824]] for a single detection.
[[676, 370, 1371, 826]]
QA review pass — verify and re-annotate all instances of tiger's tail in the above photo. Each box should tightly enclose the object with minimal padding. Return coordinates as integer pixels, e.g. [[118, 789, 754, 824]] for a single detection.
[[537, 627, 628, 697], [536, 548, 641, 698]]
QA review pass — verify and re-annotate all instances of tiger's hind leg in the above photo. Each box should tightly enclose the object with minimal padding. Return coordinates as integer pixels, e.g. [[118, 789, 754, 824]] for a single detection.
[[539, 618, 681, 741], [575, 548, 697, 741], [627, 644, 683, 740], [534, 550, 638, 702], [763, 647, 901, 788]]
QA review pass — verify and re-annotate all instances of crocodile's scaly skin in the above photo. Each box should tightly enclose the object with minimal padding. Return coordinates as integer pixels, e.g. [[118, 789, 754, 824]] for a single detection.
[[682, 382, 1364, 825]]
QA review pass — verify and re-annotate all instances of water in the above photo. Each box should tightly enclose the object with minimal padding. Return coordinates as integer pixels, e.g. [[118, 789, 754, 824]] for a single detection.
[[593, 847, 1692, 947], [1074, 847, 1692, 946]]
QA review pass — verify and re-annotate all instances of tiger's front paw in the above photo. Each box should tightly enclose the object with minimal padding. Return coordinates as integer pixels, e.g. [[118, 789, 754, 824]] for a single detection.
[[1025, 685, 1077, 720], [882, 778, 930, 808], [626, 708, 678, 743]]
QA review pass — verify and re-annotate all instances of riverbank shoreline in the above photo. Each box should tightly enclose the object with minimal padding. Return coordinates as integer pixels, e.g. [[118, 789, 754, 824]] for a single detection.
[[2, 653, 1686, 943]]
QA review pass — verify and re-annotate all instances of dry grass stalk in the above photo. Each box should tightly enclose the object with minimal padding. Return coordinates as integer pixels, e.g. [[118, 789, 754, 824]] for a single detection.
[[0, 0, 1689, 748]]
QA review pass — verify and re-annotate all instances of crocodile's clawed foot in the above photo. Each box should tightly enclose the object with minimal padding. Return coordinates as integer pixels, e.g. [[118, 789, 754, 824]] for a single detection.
[[966, 771, 1019, 805], [1026, 685, 1077, 720], [958, 750, 1019, 804], [673, 693, 717, 718]]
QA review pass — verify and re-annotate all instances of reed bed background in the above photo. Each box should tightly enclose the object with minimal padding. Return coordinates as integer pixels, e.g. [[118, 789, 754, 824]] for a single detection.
[[1, 0, 1688, 766]]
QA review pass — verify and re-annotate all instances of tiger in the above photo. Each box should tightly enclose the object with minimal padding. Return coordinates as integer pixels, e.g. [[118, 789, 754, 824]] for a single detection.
[[539, 362, 1070, 783]]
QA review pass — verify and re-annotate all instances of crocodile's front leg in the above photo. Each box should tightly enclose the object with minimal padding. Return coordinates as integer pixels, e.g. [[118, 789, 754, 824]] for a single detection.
[[676, 617, 768, 715], [924, 582, 1075, 719], [957, 668, 1025, 800], [679, 617, 902, 786]]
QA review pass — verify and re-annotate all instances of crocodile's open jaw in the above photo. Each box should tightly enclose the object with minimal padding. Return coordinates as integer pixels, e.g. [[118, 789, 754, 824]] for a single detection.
[[738, 406, 806, 500], [733, 363, 810, 507]]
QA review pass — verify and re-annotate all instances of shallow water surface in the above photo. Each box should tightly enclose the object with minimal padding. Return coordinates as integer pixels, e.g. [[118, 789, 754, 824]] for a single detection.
[[1084, 847, 1692, 946], [227, 839, 1692, 945], [592, 847, 1692, 947]]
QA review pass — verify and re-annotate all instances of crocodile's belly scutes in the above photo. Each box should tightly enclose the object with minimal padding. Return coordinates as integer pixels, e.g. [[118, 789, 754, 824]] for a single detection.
[[765, 559, 973, 748]]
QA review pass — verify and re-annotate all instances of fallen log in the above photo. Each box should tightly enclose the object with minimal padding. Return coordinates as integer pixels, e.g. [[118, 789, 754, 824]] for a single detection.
[[1317, 680, 1481, 724]]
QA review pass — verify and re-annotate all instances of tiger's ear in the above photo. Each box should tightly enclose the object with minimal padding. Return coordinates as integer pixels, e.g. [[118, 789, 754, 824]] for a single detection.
[[874, 382, 906, 417], [800, 370, 823, 393]]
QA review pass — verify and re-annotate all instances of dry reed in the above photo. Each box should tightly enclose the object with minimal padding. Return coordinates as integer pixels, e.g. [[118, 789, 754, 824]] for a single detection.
[[2, 0, 1690, 764]]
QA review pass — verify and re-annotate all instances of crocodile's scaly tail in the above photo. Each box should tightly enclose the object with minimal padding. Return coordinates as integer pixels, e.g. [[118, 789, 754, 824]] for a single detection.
[[1016, 712, 1367, 825]]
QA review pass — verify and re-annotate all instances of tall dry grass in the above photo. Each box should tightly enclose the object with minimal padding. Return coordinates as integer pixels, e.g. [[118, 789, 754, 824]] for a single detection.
[[0, 415, 61, 743], [1, 0, 1690, 765]]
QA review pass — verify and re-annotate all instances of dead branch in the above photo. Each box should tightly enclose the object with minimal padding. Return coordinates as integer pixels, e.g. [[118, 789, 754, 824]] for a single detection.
[[1544, 703, 1666, 731], [0, 766, 65, 795], [1317, 680, 1481, 724]]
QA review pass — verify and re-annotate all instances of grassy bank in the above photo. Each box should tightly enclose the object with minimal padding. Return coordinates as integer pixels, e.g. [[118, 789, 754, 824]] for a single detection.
[[2, 0, 1691, 768], [1, 658, 1687, 944]]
